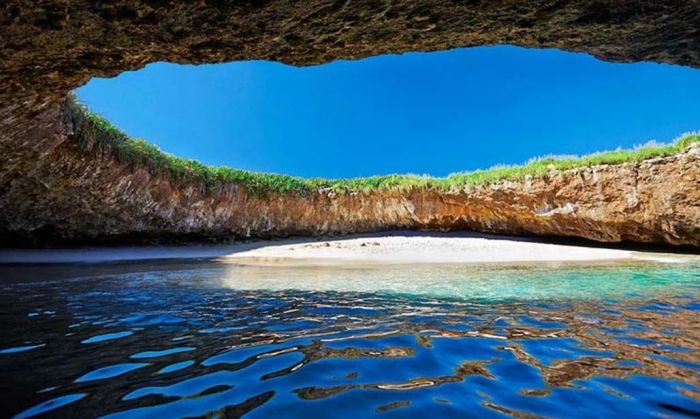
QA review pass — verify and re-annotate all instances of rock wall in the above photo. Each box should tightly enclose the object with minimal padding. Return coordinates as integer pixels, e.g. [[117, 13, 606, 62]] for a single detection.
[[3, 1, 700, 103], [1, 100, 698, 246], [1, 1, 699, 246]]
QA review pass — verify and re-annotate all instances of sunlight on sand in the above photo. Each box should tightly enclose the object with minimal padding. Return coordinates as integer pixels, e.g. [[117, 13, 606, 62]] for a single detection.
[[0, 232, 694, 265]]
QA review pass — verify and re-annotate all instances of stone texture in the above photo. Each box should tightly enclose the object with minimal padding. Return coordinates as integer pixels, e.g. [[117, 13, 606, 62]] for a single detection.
[[1, 1, 699, 246], [1, 101, 698, 246]]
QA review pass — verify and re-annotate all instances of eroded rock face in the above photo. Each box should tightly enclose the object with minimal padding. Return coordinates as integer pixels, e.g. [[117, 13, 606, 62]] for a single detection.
[[1, 100, 698, 246], [1, 1, 699, 246]]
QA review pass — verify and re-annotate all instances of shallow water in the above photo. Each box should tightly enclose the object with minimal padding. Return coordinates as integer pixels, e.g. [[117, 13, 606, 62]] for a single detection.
[[0, 260, 698, 418]]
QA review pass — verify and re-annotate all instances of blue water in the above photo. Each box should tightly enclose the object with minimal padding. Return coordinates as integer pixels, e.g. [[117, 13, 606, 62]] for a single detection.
[[0, 260, 698, 418], [82, 331, 133, 344]]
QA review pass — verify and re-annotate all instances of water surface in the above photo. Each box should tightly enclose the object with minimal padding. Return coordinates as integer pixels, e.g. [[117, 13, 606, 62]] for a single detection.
[[0, 260, 698, 417]]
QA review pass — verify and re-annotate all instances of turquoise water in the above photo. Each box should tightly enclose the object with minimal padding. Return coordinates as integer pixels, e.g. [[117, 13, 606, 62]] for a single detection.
[[216, 262, 700, 300], [0, 261, 698, 417]]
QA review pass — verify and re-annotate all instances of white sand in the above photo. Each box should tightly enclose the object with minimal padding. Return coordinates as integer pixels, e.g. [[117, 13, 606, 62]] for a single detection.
[[226, 234, 635, 263], [0, 231, 694, 265]]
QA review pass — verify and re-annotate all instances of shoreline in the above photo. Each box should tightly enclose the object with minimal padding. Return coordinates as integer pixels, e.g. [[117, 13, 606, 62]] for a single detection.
[[0, 231, 696, 265]]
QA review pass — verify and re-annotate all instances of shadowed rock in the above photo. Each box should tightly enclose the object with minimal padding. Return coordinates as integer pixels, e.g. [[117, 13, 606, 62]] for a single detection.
[[1, 1, 699, 246]]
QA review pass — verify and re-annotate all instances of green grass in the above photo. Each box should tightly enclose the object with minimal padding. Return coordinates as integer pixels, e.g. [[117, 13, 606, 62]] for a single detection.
[[66, 95, 699, 197]]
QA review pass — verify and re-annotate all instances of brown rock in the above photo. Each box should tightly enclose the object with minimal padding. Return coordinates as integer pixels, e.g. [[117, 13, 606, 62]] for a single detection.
[[1, 1, 699, 247]]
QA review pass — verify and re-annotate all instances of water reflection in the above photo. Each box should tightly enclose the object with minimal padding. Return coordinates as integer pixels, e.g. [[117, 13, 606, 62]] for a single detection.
[[0, 261, 698, 417]]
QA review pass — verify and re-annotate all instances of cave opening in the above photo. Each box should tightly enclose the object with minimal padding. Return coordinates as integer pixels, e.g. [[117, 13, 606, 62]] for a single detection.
[[3, 4, 700, 417], [74, 45, 700, 180], [1, 1, 699, 246]]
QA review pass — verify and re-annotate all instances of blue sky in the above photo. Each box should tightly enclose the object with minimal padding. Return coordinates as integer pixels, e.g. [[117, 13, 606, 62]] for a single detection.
[[76, 46, 700, 178]]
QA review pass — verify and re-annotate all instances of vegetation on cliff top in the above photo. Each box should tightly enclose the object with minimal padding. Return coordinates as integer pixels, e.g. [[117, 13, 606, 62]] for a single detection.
[[67, 95, 699, 197]]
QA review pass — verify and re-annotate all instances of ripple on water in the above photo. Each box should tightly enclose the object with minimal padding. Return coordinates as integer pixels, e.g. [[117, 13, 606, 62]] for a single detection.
[[13, 394, 87, 419], [122, 370, 240, 401], [81, 331, 133, 344], [0, 343, 45, 354], [131, 347, 195, 359], [202, 342, 307, 367], [516, 338, 616, 366], [75, 363, 149, 383], [157, 360, 195, 374], [0, 260, 698, 418]]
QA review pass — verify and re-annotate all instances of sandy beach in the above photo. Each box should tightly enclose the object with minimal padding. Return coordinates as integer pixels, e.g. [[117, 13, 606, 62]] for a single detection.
[[0, 231, 694, 265]]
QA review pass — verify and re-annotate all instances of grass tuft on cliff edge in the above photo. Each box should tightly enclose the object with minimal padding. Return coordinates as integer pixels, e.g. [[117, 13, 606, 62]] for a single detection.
[[66, 95, 699, 197]]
